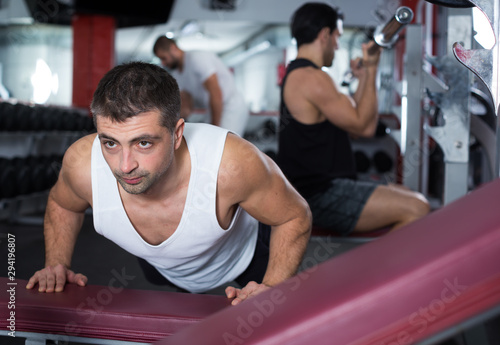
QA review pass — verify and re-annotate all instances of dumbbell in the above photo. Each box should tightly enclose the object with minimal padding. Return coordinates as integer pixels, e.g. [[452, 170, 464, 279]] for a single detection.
[[0, 102, 16, 131], [13, 103, 34, 132], [25, 105, 43, 131], [84, 114, 96, 132], [1, 157, 64, 200], [255, 119, 278, 143], [0, 158, 17, 198], [15, 157, 34, 195], [41, 154, 62, 189], [77, 112, 96, 132], [373, 150, 394, 173], [11, 156, 40, 196], [49, 107, 67, 131], [354, 151, 371, 173], [29, 155, 60, 193], [0, 103, 39, 132], [37, 107, 57, 131], [61, 110, 79, 131], [6, 156, 59, 196]]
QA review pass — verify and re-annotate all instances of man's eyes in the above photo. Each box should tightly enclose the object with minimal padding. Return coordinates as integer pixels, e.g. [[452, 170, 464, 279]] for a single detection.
[[138, 141, 152, 148], [104, 141, 116, 148], [102, 140, 153, 149]]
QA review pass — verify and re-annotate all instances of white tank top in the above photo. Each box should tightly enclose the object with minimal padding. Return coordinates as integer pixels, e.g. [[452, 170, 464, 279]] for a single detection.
[[91, 123, 258, 293]]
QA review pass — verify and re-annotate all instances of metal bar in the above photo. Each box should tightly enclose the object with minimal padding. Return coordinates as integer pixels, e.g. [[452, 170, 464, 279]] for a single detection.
[[401, 25, 424, 192]]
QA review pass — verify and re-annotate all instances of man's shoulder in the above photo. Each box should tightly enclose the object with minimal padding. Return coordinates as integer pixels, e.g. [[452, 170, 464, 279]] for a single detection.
[[184, 122, 228, 140], [187, 50, 216, 57], [55, 133, 95, 206], [185, 50, 218, 62], [63, 133, 97, 172], [287, 63, 328, 85], [221, 134, 262, 173], [218, 134, 260, 195]]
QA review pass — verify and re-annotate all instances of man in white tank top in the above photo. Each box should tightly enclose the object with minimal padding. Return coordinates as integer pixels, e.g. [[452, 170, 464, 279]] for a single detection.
[[26, 62, 311, 305]]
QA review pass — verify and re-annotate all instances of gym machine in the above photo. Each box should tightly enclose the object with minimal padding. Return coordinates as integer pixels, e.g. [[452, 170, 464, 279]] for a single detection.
[[388, 0, 498, 206], [452, 0, 500, 175]]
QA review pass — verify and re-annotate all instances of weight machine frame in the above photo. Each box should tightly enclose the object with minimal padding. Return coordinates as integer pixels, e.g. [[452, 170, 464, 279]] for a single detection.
[[393, 2, 500, 205]]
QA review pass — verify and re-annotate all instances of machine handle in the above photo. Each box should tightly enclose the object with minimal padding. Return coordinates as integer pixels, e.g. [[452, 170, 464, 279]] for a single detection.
[[372, 6, 414, 51], [342, 6, 414, 87]]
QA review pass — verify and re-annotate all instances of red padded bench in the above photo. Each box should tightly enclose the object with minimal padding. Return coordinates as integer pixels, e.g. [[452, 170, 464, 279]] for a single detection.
[[154, 178, 500, 345], [0, 278, 230, 344]]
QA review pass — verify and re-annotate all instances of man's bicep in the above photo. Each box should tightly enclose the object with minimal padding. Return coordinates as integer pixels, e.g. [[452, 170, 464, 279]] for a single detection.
[[51, 172, 90, 214], [312, 79, 367, 133], [239, 154, 308, 227], [203, 73, 221, 93], [51, 141, 93, 213], [310, 75, 354, 115]]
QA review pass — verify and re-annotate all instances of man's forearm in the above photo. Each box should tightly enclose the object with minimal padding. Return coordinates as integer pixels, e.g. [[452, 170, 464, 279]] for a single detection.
[[355, 66, 379, 134], [44, 193, 85, 268], [261, 218, 311, 287], [180, 91, 193, 120], [210, 97, 223, 127]]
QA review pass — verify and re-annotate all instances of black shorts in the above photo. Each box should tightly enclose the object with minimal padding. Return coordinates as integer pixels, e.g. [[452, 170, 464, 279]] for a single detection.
[[306, 178, 377, 236], [137, 222, 270, 292]]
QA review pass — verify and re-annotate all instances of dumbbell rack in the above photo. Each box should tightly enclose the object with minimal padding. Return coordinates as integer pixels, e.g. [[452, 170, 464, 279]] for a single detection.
[[0, 99, 94, 224], [353, 115, 400, 184], [243, 114, 279, 160]]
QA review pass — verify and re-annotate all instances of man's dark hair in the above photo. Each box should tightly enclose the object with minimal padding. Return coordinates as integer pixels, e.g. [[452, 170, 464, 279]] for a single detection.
[[291, 2, 344, 47], [91, 61, 180, 133], [153, 36, 177, 55]]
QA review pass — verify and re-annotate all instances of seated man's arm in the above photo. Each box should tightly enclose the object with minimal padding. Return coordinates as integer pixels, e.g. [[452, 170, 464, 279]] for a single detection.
[[220, 134, 312, 305], [285, 43, 381, 137], [180, 90, 194, 120], [26, 135, 94, 292], [203, 73, 224, 127]]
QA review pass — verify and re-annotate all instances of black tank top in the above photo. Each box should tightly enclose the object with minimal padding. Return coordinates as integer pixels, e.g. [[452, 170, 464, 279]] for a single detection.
[[277, 58, 356, 198]]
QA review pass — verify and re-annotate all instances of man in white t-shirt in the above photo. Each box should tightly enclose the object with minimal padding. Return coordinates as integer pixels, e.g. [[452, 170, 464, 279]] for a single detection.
[[153, 36, 249, 136]]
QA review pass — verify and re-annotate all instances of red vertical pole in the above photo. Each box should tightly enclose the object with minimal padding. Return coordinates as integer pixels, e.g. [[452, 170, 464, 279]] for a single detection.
[[72, 14, 115, 110]]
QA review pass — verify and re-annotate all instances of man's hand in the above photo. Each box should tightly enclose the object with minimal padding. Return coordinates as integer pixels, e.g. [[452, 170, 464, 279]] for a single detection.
[[26, 264, 87, 293], [225, 281, 271, 306], [350, 57, 365, 79], [361, 41, 381, 66]]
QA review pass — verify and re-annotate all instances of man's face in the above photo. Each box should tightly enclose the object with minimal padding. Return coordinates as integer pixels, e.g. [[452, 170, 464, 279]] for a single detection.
[[156, 47, 179, 70], [96, 111, 182, 195], [323, 21, 343, 67]]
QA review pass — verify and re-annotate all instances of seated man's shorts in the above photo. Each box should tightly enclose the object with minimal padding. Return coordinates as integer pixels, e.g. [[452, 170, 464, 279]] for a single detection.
[[306, 178, 378, 236]]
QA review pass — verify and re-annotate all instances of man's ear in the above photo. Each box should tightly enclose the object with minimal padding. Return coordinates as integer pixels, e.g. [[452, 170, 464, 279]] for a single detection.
[[318, 27, 331, 44], [173, 118, 185, 149]]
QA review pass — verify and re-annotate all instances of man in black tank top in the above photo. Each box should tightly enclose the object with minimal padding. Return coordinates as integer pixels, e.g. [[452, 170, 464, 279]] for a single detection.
[[277, 3, 430, 235]]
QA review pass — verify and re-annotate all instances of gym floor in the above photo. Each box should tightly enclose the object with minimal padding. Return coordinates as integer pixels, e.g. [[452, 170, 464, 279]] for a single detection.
[[0, 212, 359, 293], [0, 212, 498, 345]]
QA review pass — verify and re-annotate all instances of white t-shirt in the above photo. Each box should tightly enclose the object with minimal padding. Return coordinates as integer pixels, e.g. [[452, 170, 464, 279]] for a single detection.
[[171, 51, 249, 135]]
